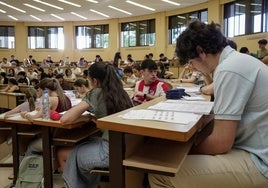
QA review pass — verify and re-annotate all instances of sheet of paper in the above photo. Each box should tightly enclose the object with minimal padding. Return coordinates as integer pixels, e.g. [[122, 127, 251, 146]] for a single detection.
[[148, 100, 214, 115], [176, 86, 201, 94], [182, 96, 205, 101], [121, 109, 201, 124], [6, 113, 25, 121]]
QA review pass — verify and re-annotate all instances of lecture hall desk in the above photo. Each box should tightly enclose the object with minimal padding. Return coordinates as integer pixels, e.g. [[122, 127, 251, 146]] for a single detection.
[[1, 112, 98, 187], [97, 85, 213, 188], [32, 114, 98, 188], [0, 91, 25, 109]]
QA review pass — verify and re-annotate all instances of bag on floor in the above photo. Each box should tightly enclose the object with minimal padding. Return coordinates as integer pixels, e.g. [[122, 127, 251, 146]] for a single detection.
[[15, 154, 44, 188]]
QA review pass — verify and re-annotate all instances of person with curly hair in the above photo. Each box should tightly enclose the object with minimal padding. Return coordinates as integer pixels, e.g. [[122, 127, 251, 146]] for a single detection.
[[149, 20, 268, 188]]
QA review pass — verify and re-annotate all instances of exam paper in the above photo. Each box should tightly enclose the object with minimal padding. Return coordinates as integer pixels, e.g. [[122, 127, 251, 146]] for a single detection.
[[176, 86, 201, 94], [148, 100, 214, 115], [182, 96, 206, 101], [121, 109, 201, 124]]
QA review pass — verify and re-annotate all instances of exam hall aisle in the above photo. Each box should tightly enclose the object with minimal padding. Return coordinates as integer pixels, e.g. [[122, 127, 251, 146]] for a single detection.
[[0, 141, 65, 188]]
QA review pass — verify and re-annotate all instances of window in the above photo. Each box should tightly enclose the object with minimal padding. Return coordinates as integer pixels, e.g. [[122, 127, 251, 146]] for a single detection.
[[224, 0, 268, 37], [121, 19, 155, 47], [75, 25, 109, 49], [0, 26, 15, 49], [168, 10, 208, 44], [28, 26, 64, 49]]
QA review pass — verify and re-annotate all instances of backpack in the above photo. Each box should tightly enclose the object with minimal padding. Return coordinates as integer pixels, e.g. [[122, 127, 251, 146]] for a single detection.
[[15, 154, 44, 188]]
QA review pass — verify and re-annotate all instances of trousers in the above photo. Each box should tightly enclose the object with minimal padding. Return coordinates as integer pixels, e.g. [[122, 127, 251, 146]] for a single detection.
[[149, 149, 268, 188]]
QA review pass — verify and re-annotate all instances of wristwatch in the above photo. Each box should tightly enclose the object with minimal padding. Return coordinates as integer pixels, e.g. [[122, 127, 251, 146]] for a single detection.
[[143, 93, 147, 99], [180, 79, 183, 83]]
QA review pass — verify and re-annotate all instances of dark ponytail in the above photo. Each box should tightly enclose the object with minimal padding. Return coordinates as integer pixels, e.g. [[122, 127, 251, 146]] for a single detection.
[[88, 63, 132, 115]]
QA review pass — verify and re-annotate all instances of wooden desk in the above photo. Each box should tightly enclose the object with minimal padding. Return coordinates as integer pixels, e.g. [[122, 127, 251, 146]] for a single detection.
[[0, 84, 7, 90], [32, 115, 97, 188], [0, 92, 9, 108], [4, 115, 39, 185], [7, 93, 25, 109], [97, 93, 213, 188], [0, 92, 25, 109]]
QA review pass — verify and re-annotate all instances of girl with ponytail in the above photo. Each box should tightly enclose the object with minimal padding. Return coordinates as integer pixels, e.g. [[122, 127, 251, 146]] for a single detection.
[[4, 87, 41, 119], [59, 62, 133, 188]]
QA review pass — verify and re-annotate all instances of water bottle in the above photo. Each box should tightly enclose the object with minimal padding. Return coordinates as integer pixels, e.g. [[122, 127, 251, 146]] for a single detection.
[[42, 90, 50, 119]]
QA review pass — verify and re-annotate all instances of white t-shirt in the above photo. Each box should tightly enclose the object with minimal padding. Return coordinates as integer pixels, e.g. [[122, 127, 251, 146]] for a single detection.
[[214, 45, 268, 178]]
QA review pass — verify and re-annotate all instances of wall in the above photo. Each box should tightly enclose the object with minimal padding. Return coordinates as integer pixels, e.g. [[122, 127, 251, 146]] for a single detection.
[[0, 0, 267, 63]]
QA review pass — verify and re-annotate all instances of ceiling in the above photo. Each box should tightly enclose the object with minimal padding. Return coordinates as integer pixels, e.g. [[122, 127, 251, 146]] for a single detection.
[[0, 0, 208, 22]]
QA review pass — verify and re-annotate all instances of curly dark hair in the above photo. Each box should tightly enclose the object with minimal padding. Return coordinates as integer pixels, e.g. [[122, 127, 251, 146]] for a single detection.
[[176, 20, 228, 65]]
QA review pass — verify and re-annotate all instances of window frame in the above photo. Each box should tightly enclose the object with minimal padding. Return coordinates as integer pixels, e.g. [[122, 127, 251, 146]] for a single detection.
[[224, 0, 268, 37], [168, 9, 208, 44], [0, 26, 15, 49], [120, 19, 155, 47], [28, 26, 64, 49], [75, 24, 109, 49]]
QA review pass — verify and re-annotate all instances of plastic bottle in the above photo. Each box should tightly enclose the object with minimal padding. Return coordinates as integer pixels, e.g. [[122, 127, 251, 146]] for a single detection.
[[42, 90, 50, 119]]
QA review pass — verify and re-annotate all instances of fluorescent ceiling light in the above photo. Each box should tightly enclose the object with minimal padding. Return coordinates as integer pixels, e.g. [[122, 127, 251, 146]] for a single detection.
[[51, 13, 65, 20], [0, 9, 6, 13], [8, 15, 18, 21], [87, 0, 98, 3], [33, 0, 64, 10], [0, 1, 26, 13], [24, 3, 45, 12], [250, 10, 261, 13], [126, 0, 155, 11], [30, 15, 42, 21], [235, 3, 246, 7], [189, 15, 198, 19], [161, 0, 180, 6], [250, 3, 262, 6], [90, 9, 110, 18], [71, 12, 87, 19], [58, 0, 81, 7], [177, 15, 186, 19], [108, 5, 132, 15]]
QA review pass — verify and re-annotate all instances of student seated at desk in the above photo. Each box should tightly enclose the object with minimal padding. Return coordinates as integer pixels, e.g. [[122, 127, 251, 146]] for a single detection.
[[156, 61, 174, 79], [73, 78, 91, 98], [56, 74, 74, 90], [58, 62, 133, 188], [132, 59, 169, 105], [148, 20, 268, 188], [17, 71, 30, 86], [64, 68, 76, 82], [122, 66, 139, 88], [1, 87, 42, 180], [23, 78, 72, 121], [1, 78, 20, 92], [21, 78, 72, 159], [0, 72, 8, 84], [172, 64, 204, 85], [4, 87, 41, 119]]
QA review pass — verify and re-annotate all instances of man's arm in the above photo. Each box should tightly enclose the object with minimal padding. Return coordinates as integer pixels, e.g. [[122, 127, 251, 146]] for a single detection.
[[190, 119, 237, 154]]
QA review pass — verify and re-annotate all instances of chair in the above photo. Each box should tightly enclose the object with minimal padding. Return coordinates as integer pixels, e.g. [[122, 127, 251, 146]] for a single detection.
[[89, 168, 109, 188]]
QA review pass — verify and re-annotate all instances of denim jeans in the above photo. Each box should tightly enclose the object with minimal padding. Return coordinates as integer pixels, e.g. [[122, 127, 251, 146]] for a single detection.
[[63, 137, 109, 188]]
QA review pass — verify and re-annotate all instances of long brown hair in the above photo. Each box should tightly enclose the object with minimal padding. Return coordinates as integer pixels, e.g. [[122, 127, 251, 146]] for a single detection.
[[25, 87, 38, 111], [39, 78, 70, 111]]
